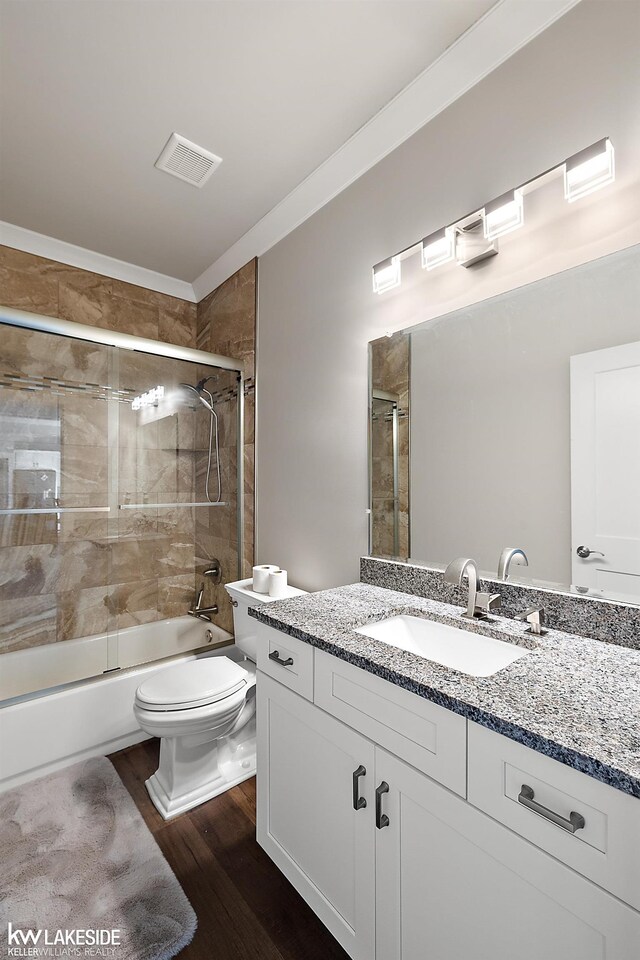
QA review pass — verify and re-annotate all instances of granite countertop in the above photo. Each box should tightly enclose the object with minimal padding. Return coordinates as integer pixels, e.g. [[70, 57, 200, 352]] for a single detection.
[[248, 582, 640, 799]]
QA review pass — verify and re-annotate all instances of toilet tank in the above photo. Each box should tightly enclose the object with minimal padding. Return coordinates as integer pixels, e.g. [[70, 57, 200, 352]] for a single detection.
[[225, 578, 307, 661]]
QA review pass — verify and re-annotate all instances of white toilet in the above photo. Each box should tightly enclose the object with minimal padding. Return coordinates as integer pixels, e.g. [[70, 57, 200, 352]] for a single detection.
[[134, 577, 306, 819]]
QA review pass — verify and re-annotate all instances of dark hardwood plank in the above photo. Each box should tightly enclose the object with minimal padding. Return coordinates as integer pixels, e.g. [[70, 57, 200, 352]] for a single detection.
[[109, 739, 350, 960]]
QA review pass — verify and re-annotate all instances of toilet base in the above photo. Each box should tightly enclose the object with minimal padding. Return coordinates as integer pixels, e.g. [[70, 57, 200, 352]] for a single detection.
[[145, 716, 256, 820]]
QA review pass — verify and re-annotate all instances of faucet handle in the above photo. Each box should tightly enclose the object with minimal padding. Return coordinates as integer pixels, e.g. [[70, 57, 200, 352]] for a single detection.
[[475, 592, 501, 616], [516, 606, 547, 636]]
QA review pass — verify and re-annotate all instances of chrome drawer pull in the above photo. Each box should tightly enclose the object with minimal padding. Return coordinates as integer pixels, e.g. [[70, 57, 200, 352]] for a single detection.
[[269, 650, 294, 667], [518, 784, 585, 833], [352, 765, 367, 811]]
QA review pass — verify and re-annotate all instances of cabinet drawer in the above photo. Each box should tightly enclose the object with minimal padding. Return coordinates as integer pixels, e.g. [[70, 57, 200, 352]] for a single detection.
[[314, 649, 467, 797], [468, 722, 640, 911], [255, 621, 314, 700]]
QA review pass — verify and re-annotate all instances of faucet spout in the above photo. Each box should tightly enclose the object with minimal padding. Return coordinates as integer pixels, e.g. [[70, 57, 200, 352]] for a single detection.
[[444, 557, 501, 620], [444, 557, 479, 619], [497, 547, 529, 581]]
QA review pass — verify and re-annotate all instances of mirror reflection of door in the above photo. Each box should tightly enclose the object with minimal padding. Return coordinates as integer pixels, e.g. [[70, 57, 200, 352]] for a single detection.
[[571, 340, 640, 602]]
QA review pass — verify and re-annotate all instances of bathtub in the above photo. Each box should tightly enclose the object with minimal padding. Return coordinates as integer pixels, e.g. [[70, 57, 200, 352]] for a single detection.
[[0, 616, 235, 792]]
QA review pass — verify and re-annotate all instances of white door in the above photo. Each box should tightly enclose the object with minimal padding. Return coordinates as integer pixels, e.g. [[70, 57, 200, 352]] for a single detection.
[[375, 748, 640, 960], [571, 340, 640, 601], [256, 672, 375, 960]]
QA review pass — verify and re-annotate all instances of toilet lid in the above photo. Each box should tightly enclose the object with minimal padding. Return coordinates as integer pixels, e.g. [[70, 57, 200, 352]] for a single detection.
[[135, 658, 247, 711]]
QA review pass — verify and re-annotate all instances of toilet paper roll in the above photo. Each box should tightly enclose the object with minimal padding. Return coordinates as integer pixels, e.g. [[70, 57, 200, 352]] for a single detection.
[[268, 569, 288, 599], [253, 564, 280, 593]]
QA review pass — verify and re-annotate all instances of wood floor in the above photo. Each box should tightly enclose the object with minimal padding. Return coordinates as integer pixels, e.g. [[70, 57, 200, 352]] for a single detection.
[[109, 739, 350, 960]]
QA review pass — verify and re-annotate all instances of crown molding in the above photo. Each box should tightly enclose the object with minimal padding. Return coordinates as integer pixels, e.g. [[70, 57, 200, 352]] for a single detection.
[[192, 0, 581, 301], [0, 221, 196, 302]]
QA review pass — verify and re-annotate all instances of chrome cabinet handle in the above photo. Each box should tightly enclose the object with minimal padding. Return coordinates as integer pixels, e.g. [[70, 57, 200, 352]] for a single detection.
[[269, 650, 294, 667], [576, 545, 605, 559], [376, 781, 390, 829], [518, 784, 585, 833], [352, 765, 367, 811]]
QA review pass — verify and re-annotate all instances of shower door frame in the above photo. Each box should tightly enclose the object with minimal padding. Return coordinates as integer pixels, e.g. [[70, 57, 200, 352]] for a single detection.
[[0, 305, 246, 580]]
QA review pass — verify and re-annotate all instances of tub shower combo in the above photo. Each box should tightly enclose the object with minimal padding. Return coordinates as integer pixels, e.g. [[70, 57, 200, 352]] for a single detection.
[[0, 306, 245, 724]]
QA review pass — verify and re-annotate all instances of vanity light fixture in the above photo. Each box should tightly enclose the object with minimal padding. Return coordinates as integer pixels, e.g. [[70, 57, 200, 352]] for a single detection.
[[421, 227, 456, 270], [373, 256, 402, 295], [372, 137, 614, 295], [564, 138, 615, 202], [483, 189, 524, 241]]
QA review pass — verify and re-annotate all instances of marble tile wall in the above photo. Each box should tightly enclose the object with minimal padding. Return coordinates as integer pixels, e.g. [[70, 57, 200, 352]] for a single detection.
[[0, 245, 201, 657], [196, 259, 256, 634], [370, 332, 410, 558], [0, 245, 197, 347]]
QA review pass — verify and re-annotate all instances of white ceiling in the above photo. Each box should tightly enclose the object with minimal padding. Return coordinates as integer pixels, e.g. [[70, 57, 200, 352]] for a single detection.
[[0, 0, 497, 283]]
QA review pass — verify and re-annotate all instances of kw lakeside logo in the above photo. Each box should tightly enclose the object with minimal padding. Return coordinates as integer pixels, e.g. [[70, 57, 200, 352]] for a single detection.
[[6, 923, 122, 958]]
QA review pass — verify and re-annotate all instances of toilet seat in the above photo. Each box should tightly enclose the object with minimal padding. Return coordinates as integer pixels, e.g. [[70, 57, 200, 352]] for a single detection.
[[135, 657, 248, 712]]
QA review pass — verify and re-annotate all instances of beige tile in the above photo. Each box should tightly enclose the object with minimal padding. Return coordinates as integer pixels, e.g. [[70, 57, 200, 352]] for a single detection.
[[99, 294, 159, 340], [0, 594, 57, 653], [60, 445, 109, 497], [158, 302, 197, 348], [110, 538, 159, 583], [108, 579, 158, 629], [60, 396, 108, 447], [0, 246, 59, 315], [58, 271, 110, 327], [157, 505, 195, 539], [59, 540, 110, 591], [59, 507, 110, 543], [157, 537, 195, 579], [244, 391, 255, 445], [0, 514, 59, 548], [57, 585, 111, 642], [117, 506, 158, 540], [158, 573, 195, 619], [0, 543, 58, 599]]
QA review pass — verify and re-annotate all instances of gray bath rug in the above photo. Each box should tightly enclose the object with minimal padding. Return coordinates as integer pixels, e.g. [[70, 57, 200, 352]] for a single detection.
[[0, 757, 197, 960]]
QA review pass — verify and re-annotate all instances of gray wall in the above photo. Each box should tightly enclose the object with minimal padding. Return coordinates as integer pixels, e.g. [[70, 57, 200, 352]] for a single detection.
[[409, 244, 640, 585], [257, 1, 640, 592]]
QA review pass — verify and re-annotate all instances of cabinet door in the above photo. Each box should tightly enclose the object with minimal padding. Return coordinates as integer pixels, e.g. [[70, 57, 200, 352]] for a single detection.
[[375, 748, 640, 960], [257, 672, 375, 960]]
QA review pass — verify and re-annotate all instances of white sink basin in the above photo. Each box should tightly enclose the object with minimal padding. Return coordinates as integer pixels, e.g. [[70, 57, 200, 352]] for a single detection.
[[355, 614, 529, 677]]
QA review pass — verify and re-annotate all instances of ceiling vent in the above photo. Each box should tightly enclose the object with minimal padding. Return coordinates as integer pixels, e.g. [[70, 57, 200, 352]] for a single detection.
[[154, 133, 222, 188]]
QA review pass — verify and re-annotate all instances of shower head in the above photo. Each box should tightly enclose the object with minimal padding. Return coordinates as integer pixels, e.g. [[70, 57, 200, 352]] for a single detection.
[[179, 380, 215, 413]]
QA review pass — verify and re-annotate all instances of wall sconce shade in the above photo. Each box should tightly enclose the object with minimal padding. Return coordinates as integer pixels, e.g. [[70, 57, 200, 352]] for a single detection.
[[372, 257, 401, 294], [564, 138, 615, 202], [483, 189, 524, 241], [421, 228, 455, 270]]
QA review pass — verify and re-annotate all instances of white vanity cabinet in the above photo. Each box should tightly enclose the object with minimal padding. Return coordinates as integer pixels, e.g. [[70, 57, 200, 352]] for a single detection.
[[256, 672, 376, 960], [255, 622, 640, 959], [375, 748, 640, 960]]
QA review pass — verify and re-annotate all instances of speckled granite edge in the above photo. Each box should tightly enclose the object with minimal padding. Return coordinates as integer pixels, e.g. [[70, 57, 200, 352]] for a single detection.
[[361, 557, 640, 650], [249, 583, 640, 799]]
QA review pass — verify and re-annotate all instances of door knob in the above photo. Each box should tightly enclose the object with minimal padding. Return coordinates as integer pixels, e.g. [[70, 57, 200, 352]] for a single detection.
[[576, 545, 605, 559]]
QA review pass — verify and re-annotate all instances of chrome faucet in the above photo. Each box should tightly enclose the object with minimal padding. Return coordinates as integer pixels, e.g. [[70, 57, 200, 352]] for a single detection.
[[444, 557, 501, 620], [188, 583, 219, 622], [497, 547, 528, 581]]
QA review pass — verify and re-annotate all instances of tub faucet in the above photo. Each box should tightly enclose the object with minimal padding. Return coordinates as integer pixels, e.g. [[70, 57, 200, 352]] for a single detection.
[[188, 583, 219, 622], [497, 547, 529, 581], [444, 557, 501, 620]]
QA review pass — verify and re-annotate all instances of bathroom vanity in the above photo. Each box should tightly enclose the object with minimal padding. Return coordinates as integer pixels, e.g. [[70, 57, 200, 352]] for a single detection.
[[250, 583, 640, 960]]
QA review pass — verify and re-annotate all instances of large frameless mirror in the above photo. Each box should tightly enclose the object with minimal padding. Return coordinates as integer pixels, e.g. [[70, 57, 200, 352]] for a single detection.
[[369, 242, 640, 606]]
